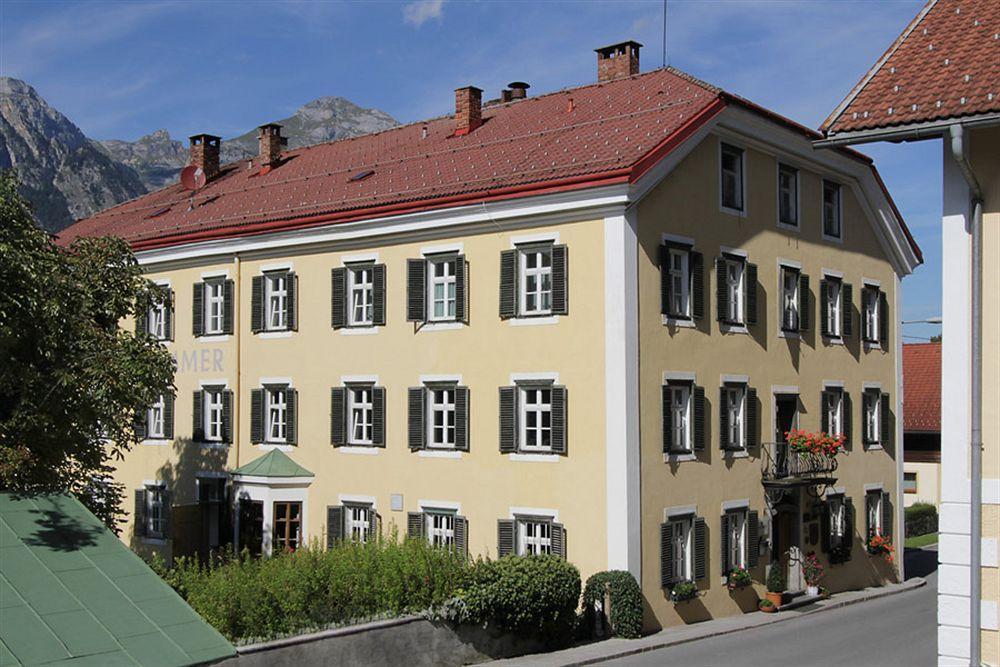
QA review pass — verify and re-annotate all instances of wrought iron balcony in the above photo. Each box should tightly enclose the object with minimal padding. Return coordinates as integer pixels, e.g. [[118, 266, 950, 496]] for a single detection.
[[761, 441, 838, 485]]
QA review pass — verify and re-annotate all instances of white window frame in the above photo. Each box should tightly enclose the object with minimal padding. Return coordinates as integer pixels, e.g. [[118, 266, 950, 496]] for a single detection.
[[146, 484, 166, 538], [822, 179, 842, 240], [147, 395, 166, 439], [777, 163, 799, 228], [862, 286, 880, 343], [780, 266, 799, 332], [427, 385, 457, 449], [427, 255, 457, 322], [866, 491, 883, 537], [205, 278, 225, 335], [348, 384, 374, 446], [724, 257, 745, 324], [265, 272, 288, 331], [829, 493, 847, 542], [727, 509, 747, 571], [204, 387, 224, 442], [516, 516, 553, 556], [864, 390, 881, 445], [668, 248, 691, 318], [518, 245, 554, 317], [726, 384, 746, 450], [825, 277, 842, 338], [265, 386, 287, 443], [720, 142, 745, 214], [426, 511, 456, 548], [824, 389, 844, 437], [519, 385, 553, 452], [671, 515, 693, 582], [348, 264, 374, 327], [669, 384, 692, 452], [147, 301, 166, 340], [346, 503, 373, 543]]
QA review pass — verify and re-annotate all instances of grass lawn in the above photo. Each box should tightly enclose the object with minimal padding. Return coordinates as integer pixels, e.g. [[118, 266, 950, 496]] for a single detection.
[[905, 532, 938, 548]]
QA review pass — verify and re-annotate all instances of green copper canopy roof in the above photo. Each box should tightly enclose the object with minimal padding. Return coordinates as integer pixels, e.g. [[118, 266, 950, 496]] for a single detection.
[[231, 449, 314, 478], [0, 492, 235, 666]]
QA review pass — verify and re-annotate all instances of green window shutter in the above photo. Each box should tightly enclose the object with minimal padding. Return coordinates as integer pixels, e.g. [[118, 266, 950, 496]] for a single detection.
[[369, 511, 381, 541], [454, 256, 467, 323], [223, 279, 234, 334], [326, 506, 344, 548], [842, 391, 852, 449], [454, 516, 468, 556], [691, 251, 705, 320], [660, 522, 674, 588], [819, 280, 830, 337], [499, 386, 518, 453], [455, 386, 470, 452], [135, 307, 148, 336], [720, 514, 731, 574], [406, 259, 426, 322], [163, 393, 174, 439], [222, 390, 233, 443], [747, 510, 760, 567], [164, 289, 174, 341], [551, 522, 566, 559], [192, 282, 205, 337], [719, 387, 730, 450], [407, 512, 425, 539], [134, 489, 147, 537], [878, 291, 889, 348], [716, 258, 728, 322], [694, 517, 707, 581], [821, 501, 832, 554], [499, 250, 518, 319], [882, 492, 893, 539], [880, 392, 892, 448], [162, 489, 172, 537], [865, 492, 876, 539], [551, 245, 568, 315], [821, 391, 831, 434], [693, 386, 705, 451], [251, 276, 264, 333], [192, 390, 204, 441], [798, 274, 810, 332], [841, 283, 853, 338], [372, 264, 386, 326], [286, 272, 298, 331], [372, 387, 386, 447], [745, 262, 758, 325], [133, 409, 147, 441], [284, 388, 297, 445], [659, 245, 671, 316], [746, 387, 758, 449], [330, 387, 346, 446], [250, 389, 264, 443], [497, 519, 515, 557], [550, 385, 567, 455], [330, 267, 347, 329], [661, 384, 672, 453], [844, 497, 855, 557], [408, 387, 426, 451]]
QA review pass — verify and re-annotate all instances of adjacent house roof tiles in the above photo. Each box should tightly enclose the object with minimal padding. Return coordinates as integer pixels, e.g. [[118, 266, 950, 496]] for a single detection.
[[823, 0, 1000, 135], [903, 342, 942, 433]]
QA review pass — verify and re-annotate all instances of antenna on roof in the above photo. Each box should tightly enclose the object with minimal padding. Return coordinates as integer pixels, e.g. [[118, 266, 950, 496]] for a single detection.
[[180, 165, 206, 212], [662, 0, 668, 68]]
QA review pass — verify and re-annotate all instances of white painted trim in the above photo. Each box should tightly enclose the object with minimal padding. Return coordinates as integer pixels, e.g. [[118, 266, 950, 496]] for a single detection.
[[200, 269, 229, 279], [864, 482, 884, 492], [257, 331, 293, 340], [510, 506, 559, 521], [663, 371, 697, 383], [420, 374, 462, 384], [822, 268, 845, 279], [339, 494, 377, 508], [510, 232, 559, 247], [829, 486, 847, 496], [141, 439, 170, 447], [199, 378, 229, 388], [777, 257, 802, 270], [154, 279, 172, 288], [341, 326, 379, 336], [823, 380, 845, 389], [260, 262, 293, 272], [142, 479, 165, 487], [862, 277, 882, 288], [775, 160, 801, 232], [862, 381, 883, 391], [662, 316, 696, 328], [341, 252, 379, 265], [256, 443, 294, 453], [196, 334, 231, 343], [663, 453, 697, 463], [718, 137, 748, 218], [260, 376, 293, 387], [420, 450, 463, 459], [820, 178, 845, 244], [510, 371, 559, 384], [508, 453, 560, 463], [509, 316, 559, 327], [665, 504, 698, 519], [721, 374, 750, 385], [720, 323, 749, 335], [418, 499, 461, 513], [725, 450, 750, 459], [338, 446, 381, 456], [418, 321, 463, 333], [661, 232, 695, 246], [719, 245, 748, 258], [232, 475, 313, 486], [771, 385, 799, 395], [778, 330, 801, 340], [340, 374, 378, 384], [722, 498, 750, 512], [421, 242, 463, 256]]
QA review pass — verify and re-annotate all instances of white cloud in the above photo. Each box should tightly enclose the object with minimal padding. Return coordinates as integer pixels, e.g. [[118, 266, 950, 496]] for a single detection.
[[403, 0, 445, 27]]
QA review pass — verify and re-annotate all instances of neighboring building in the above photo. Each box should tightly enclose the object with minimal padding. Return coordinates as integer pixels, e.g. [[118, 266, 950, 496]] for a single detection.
[[903, 342, 942, 507], [0, 492, 234, 666], [819, 0, 999, 664], [63, 41, 921, 631]]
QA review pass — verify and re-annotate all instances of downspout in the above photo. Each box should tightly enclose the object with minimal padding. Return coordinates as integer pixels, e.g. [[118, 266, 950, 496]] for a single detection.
[[232, 254, 242, 549], [949, 124, 983, 667]]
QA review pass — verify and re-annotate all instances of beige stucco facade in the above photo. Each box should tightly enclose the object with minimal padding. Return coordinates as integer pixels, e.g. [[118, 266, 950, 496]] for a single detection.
[[904, 460, 942, 508]]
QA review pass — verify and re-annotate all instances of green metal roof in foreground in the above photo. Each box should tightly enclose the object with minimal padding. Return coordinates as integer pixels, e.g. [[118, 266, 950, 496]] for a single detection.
[[231, 449, 314, 478], [0, 492, 234, 666]]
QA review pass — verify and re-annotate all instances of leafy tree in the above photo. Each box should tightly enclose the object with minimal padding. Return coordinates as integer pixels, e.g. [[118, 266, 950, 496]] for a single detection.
[[0, 170, 174, 530]]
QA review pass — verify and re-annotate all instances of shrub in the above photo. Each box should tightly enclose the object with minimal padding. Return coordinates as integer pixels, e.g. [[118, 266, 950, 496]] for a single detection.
[[581, 570, 643, 639], [766, 564, 786, 593], [904, 502, 938, 537], [457, 555, 581, 647]]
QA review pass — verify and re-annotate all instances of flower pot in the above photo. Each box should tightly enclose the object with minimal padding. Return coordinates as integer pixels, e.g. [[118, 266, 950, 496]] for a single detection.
[[806, 585, 819, 597], [765, 591, 783, 607], [759, 603, 776, 614]]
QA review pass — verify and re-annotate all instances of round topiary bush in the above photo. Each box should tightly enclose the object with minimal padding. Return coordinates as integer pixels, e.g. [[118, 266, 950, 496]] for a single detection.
[[582, 570, 643, 639]]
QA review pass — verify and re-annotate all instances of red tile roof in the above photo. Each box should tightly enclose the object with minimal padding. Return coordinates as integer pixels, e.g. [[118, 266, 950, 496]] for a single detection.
[[903, 342, 941, 433], [823, 0, 1000, 135], [60, 67, 917, 260]]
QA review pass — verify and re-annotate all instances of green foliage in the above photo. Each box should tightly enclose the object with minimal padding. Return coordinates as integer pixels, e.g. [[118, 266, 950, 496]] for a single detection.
[[758, 598, 775, 609], [668, 580, 698, 603], [457, 555, 581, 647], [766, 564, 786, 593], [154, 534, 470, 643], [0, 170, 174, 530], [725, 566, 752, 591], [904, 502, 938, 537], [581, 570, 643, 639]]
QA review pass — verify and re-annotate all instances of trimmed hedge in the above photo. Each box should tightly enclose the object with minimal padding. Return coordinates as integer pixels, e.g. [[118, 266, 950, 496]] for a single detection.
[[581, 570, 643, 639], [905, 502, 938, 537]]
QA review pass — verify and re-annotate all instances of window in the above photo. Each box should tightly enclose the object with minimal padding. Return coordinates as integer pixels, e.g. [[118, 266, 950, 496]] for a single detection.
[[726, 510, 747, 571], [863, 389, 881, 445], [823, 180, 842, 239], [148, 395, 166, 439], [204, 387, 224, 442], [824, 278, 842, 338], [862, 286, 880, 343], [824, 389, 843, 437], [273, 501, 302, 552], [428, 256, 457, 321], [720, 143, 744, 212], [426, 512, 455, 548], [148, 302, 166, 340], [205, 279, 225, 335], [829, 495, 846, 542], [265, 272, 288, 330], [520, 246, 553, 316], [780, 267, 799, 332], [668, 248, 690, 318], [520, 386, 553, 451], [348, 385, 374, 446], [266, 386, 288, 443], [903, 472, 918, 494], [669, 384, 692, 452], [348, 265, 374, 326], [866, 491, 883, 538], [724, 384, 746, 449], [346, 504, 373, 543], [670, 516, 693, 582], [724, 258, 744, 324], [428, 386, 457, 448], [146, 485, 166, 538], [778, 164, 798, 226], [517, 517, 552, 556]]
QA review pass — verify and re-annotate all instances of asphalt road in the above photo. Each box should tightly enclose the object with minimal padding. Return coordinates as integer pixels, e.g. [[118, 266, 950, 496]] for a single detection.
[[598, 548, 938, 667]]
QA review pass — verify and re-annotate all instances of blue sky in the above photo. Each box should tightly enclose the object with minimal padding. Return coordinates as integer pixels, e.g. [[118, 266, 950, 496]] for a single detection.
[[1, 0, 941, 340]]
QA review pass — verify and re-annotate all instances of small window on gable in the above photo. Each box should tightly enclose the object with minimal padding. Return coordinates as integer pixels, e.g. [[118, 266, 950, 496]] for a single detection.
[[823, 180, 842, 239], [720, 143, 745, 212], [778, 164, 798, 226]]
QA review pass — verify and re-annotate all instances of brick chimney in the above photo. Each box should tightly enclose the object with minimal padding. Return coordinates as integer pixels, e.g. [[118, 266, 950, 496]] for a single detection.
[[595, 41, 642, 82], [454, 86, 483, 136], [258, 123, 284, 167], [507, 81, 529, 100], [189, 134, 221, 180]]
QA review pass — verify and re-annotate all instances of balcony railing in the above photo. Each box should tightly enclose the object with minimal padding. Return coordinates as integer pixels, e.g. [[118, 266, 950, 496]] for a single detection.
[[761, 441, 838, 483]]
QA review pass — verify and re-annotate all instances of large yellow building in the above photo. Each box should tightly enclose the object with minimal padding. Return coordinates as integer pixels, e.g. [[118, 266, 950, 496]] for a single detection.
[[65, 42, 922, 631]]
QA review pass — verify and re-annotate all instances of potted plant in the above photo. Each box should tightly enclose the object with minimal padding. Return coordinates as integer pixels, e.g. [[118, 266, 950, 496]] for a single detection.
[[726, 567, 752, 591], [765, 564, 785, 607], [669, 580, 698, 603], [758, 598, 776, 614], [784, 429, 846, 457], [866, 533, 895, 563], [802, 551, 824, 597]]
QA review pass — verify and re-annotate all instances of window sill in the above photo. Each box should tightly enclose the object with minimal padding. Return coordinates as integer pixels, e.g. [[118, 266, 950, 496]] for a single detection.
[[141, 439, 171, 446], [863, 341, 884, 352], [723, 449, 749, 459], [823, 335, 845, 346], [719, 323, 749, 335], [419, 321, 464, 333], [778, 329, 800, 340], [141, 537, 168, 546], [509, 315, 559, 327], [508, 452, 560, 463], [341, 326, 380, 336], [338, 446, 381, 455], [662, 316, 695, 328], [258, 443, 294, 452], [777, 221, 800, 232], [822, 233, 844, 245], [720, 205, 747, 218], [197, 334, 231, 342], [199, 441, 229, 450], [257, 330, 293, 340], [864, 444, 884, 451], [419, 449, 463, 459], [664, 452, 697, 463]]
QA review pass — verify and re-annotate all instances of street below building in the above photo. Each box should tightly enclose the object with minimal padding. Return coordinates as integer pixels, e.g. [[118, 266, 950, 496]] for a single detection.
[[597, 548, 937, 667]]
